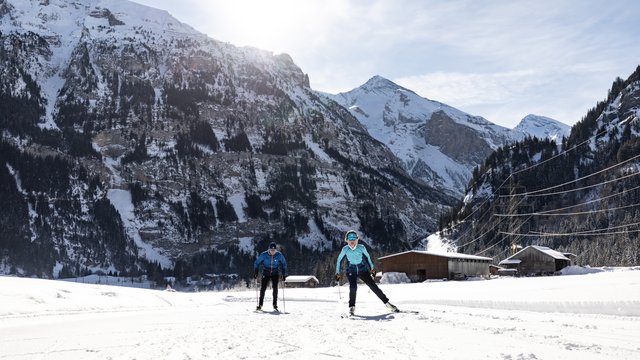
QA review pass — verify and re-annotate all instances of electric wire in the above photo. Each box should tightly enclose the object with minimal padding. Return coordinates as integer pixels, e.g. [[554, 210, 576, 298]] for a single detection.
[[529, 184, 640, 214], [455, 116, 638, 256], [493, 202, 640, 217], [499, 153, 640, 198], [442, 118, 624, 234], [499, 220, 640, 237]]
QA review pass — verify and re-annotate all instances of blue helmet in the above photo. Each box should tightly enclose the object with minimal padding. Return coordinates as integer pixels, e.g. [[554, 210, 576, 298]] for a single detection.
[[345, 230, 358, 241]]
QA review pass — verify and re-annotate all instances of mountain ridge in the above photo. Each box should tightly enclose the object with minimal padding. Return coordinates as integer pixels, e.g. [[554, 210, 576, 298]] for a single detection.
[[325, 75, 569, 197], [0, 0, 452, 282]]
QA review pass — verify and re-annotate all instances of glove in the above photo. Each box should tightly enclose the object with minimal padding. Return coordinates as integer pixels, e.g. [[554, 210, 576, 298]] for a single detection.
[[335, 274, 341, 281], [254, 270, 258, 279], [370, 269, 377, 277], [282, 274, 287, 280]]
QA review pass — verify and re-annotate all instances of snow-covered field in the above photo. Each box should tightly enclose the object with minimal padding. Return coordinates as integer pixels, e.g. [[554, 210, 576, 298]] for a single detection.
[[1, 267, 640, 359]]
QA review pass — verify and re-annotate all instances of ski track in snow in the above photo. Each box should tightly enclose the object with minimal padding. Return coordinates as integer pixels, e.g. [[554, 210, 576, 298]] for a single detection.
[[1, 271, 640, 359]]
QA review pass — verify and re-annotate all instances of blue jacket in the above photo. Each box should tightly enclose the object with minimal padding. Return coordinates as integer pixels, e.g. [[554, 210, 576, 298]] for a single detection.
[[336, 244, 374, 274], [254, 250, 287, 276]]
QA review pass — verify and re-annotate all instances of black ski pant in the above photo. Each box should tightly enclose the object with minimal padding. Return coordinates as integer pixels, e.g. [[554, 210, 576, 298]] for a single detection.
[[346, 270, 389, 307], [259, 273, 280, 307]]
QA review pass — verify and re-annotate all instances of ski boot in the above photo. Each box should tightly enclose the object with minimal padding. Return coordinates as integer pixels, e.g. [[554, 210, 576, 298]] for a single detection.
[[385, 302, 399, 312]]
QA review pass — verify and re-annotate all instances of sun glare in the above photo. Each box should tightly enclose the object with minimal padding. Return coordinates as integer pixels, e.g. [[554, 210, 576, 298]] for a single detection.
[[208, 0, 346, 54]]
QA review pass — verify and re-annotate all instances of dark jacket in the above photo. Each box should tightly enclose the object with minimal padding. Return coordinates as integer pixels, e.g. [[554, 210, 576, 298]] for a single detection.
[[254, 250, 287, 276]]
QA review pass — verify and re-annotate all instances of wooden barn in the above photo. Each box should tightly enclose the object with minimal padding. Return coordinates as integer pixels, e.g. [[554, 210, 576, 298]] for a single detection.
[[378, 251, 492, 282], [498, 245, 572, 276], [284, 275, 319, 288]]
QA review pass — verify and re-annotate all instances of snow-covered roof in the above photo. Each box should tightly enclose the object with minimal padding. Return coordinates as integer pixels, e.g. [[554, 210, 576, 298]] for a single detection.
[[284, 275, 319, 284], [508, 245, 570, 261], [499, 259, 522, 265], [378, 250, 492, 261]]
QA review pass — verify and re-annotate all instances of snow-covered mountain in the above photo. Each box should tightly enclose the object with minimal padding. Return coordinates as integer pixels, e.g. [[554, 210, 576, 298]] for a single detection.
[[0, 0, 454, 279], [440, 66, 640, 266], [325, 76, 568, 197], [513, 114, 571, 142]]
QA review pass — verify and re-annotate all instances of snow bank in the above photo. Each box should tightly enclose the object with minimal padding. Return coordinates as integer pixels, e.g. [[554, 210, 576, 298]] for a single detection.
[[560, 265, 605, 275], [381, 272, 411, 284]]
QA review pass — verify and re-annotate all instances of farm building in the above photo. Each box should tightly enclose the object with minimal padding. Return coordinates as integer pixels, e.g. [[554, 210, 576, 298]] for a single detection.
[[378, 251, 492, 281], [284, 275, 319, 288], [498, 245, 573, 276]]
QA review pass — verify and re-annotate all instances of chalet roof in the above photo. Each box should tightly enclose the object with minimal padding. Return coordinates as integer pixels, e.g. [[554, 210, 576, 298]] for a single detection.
[[284, 275, 319, 284], [498, 259, 522, 265], [507, 245, 569, 261], [378, 250, 492, 262]]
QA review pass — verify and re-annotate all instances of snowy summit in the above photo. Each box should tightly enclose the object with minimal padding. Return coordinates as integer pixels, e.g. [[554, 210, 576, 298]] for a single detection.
[[514, 114, 572, 142]]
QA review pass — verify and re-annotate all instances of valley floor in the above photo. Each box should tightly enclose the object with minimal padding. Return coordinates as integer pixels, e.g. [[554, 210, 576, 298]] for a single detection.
[[1, 268, 639, 359]]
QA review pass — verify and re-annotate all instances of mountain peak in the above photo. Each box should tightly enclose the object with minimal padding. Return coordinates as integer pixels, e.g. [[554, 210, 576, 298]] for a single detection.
[[364, 75, 395, 87], [360, 75, 413, 94], [514, 114, 570, 141]]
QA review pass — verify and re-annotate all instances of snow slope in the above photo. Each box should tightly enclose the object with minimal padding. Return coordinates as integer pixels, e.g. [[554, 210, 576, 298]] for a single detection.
[[1, 267, 639, 359]]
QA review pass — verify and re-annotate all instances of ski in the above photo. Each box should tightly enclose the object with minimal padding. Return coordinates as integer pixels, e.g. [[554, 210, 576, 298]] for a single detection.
[[397, 310, 419, 314], [254, 307, 285, 315]]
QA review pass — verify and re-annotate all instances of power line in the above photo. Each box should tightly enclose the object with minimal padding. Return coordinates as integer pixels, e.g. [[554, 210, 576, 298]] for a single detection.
[[457, 194, 529, 249], [499, 220, 640, 237], [443, 116, 628, 232], [526, 171, 640, 198], [500, 228, 640, 237], [493, 202, 640, 217], [499, 153, 640, 198], [533, 184, 640, 214], [474, 214, 533, 256], [444, 112, 637, 258]]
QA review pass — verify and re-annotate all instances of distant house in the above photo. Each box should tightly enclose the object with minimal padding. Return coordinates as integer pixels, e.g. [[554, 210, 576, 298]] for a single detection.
[[284, 275, 319, 288], [498, 245, 572, 276], [489, 264, 503, 276], [378, 250, 492, 281]]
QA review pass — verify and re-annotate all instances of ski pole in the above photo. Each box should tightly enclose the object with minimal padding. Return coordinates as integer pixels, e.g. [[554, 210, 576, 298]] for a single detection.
[[255, 275, 260, 307], [337, 274, 342, 300], [281, 275, 286, 313]]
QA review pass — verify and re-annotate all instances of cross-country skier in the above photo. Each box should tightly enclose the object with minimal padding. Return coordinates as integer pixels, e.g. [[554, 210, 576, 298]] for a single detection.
[[254, 242, 287, 311], [335, 230, 398, 315]]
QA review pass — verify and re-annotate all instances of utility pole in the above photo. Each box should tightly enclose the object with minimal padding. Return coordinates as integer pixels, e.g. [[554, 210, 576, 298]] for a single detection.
[[506, 178, 527, 256]]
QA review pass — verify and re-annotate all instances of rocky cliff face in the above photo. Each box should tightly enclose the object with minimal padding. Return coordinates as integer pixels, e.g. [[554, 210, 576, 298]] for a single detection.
[[0, 0, 453, 280], [424, 111, 494, 165]]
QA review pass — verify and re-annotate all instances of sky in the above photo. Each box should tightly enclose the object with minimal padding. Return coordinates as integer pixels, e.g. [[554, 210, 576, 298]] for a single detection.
[[131, 0, 640, 128], [1, 267, 639, 359]]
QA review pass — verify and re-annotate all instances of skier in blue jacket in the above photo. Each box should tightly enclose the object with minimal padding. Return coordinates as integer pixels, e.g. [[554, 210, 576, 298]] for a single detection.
[[254, 242, 287, 311], [335, 230, 398, 315]]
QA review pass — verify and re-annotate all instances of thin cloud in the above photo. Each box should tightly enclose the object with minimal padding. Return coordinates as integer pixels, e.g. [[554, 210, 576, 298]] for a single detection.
[[135, 0, 640, 127], [395, 70, 542, 107]]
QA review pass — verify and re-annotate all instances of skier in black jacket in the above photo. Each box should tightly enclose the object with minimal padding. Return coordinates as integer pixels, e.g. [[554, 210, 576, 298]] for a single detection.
[[253, 242, 287, 311]]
